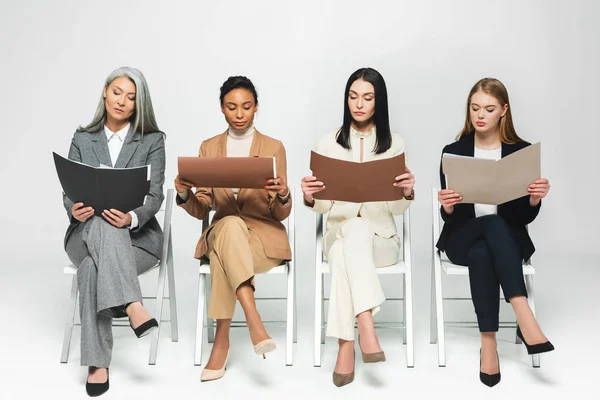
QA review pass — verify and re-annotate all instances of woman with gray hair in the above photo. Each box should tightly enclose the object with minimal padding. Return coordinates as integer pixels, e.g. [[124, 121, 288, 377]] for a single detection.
[[62, 67, 166, 397]]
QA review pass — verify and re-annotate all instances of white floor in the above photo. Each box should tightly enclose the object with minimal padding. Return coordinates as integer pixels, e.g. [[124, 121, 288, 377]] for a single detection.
[[2, 251, 596, 399]]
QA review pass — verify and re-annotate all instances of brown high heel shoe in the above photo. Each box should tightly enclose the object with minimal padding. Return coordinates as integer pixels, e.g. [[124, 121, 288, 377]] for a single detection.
[[358, 334, 386, 363], [332, 350, 355, 387]]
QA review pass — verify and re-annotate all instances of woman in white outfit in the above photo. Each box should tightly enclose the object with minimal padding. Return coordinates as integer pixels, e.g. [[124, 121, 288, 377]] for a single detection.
[[301, 67, 415, 387]]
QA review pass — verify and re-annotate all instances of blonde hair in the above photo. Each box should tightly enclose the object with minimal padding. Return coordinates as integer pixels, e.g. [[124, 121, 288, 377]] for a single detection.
[[457, 77, 523, 144]]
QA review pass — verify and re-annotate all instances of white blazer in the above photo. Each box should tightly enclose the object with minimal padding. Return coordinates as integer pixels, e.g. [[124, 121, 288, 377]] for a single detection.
[[307, 129, 413, 251]]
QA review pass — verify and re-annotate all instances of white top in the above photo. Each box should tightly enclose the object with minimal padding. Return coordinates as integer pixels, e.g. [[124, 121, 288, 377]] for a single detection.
[[350, 126, 375, 162], [474, 146, 502, 218], [351, 126, 375, 216], [226, 124, 255, 199], [104, 123, 138, 229]]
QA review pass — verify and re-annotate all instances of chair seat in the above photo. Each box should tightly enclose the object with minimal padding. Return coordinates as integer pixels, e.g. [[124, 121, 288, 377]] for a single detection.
[[64, 262, 161, 276], [64, 264, 77, 275], [440, 257, 535, 276], [319, 261, 408, 275], [198, 262, 288, 275]]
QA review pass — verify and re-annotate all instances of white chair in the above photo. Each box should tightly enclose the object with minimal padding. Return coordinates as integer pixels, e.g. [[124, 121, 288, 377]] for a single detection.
[[313, 208, 414, 368], [194, 189, 297, 366], [430, 187, 540, 368], [60, 189, 178, 366]]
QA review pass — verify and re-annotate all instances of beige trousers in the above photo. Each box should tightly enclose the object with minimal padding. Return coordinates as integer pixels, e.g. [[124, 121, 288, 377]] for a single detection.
[[325, 217, 400, 340], [206, 216, 282, 319]]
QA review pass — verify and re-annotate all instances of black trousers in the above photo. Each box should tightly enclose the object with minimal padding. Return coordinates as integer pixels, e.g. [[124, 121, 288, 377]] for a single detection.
[[445, 214, 527, 332]]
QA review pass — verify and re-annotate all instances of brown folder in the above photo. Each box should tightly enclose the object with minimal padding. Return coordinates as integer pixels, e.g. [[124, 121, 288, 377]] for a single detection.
[[178, 156, 276, 189], [442, 142, 541, 205], [310, 151, 406, 202]]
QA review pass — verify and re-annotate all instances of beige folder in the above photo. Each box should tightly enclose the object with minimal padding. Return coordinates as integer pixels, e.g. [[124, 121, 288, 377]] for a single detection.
[[310, 151, 406, 202], [442, 142, 541, 205], [178, 156, 276, 189]]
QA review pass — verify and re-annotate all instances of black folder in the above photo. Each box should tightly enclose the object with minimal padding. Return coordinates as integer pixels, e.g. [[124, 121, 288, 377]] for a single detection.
[[53, 152, 150, 215]]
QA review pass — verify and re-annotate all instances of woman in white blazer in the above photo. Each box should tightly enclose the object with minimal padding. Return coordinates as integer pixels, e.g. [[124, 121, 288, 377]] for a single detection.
[[301, 67, 415, 387]]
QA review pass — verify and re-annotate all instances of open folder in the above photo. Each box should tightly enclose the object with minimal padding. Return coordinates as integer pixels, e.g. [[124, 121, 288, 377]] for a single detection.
[[178, 156, 276, 189], [442, 142, 541, 205], [53, 152, 150, 215], [310, 151, 406, 202]]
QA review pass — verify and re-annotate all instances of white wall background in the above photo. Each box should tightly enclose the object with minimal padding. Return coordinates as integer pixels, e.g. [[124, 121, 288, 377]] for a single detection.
[[1, 0, 598, 379]]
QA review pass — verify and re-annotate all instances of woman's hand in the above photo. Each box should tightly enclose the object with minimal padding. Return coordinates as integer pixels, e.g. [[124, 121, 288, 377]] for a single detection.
[[72, 202, 94, 223], [394, 167, 415, 197], [438, 189, 462, 215], [266, 176, 289, 197], [174, 175, 194, 200], [102, 209, 132, 228], [528, 178, 550, 206], [300, 176, 325, 205]]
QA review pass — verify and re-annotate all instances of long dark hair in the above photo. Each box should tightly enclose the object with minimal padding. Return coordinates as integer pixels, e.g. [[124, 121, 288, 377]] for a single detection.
[[336, 67, 392, 154]]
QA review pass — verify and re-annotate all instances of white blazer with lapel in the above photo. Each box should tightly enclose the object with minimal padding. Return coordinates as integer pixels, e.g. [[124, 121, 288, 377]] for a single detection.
[[308, 129, 413, 252]]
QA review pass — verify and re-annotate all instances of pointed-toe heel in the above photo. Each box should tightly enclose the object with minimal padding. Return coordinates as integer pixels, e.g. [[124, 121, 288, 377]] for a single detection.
[[332, 350, 355, 387], [201, 347, 231, 382], [516, 326, 554, 355], [130, 318, 158, 338], [86, 367, 109, 397], [358, 334, 386, 363], [479, 350, 501, 388]]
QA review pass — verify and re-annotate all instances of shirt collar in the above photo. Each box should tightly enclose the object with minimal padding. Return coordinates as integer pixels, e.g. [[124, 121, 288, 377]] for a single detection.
[[104, 123, 130, 142], [350, 125, 375, 138]]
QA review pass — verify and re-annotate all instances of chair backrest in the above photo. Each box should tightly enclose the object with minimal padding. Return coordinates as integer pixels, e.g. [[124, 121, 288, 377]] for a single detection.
[[432, 187, 442, 241], [156, 189, 175, 262]]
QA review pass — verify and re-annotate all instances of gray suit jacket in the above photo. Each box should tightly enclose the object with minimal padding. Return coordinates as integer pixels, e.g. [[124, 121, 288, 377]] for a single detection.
[[62, 126, 166, 259]]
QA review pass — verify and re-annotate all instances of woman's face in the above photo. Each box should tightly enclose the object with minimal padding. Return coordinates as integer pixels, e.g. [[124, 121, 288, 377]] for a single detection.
[[221, 88, 257, 131], [348, 78, 375, 125], [103, 76, 136, 125], [469, 90, 508, 135]]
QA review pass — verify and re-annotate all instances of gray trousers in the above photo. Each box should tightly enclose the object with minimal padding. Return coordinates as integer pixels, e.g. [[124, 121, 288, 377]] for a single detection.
[[65, 216, 158, 368]]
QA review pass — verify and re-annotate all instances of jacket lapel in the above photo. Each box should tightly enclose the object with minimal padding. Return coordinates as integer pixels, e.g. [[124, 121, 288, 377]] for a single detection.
[[114, 125, 141, 168], [90, 131, 112, 167]]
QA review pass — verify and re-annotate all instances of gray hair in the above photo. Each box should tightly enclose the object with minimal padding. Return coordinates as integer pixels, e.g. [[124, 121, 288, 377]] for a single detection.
[[77, 66, 160, 135]]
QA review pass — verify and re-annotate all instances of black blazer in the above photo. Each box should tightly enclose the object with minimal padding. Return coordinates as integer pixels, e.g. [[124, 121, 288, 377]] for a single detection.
[[436, 133, 542, 261]]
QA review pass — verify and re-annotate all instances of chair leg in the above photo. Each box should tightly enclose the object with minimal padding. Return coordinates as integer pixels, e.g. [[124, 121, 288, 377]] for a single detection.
[[433, 254, 446, 367], [206, 273, 215, 344], [402, 276, 407, 345], [195, 273, 206, 366], [285, 263, 294, 366], [149, 259, 168, 365], [314, 269, 323, 367], [404, 271, 415, 368], [60, 274, 78, 364], [525, 274, 541, 368], [320, 274, 325, 345], [293, 268, 298, 344], [430, 259, 438, 345], [166, 233, 179, 342]]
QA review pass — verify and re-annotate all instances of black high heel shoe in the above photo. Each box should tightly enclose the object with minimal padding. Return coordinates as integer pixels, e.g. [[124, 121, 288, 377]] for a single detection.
[[516, 326, 555, 355], [479, 350, 501, 388], [86, 367, 109, 397], [130, 318, 158, 338], [123, 302, 158, 338]]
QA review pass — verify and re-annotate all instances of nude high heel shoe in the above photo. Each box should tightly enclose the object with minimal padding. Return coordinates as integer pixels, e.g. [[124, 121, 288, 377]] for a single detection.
[[200, 346, 231, 382], [253, 338, 276, 358]]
